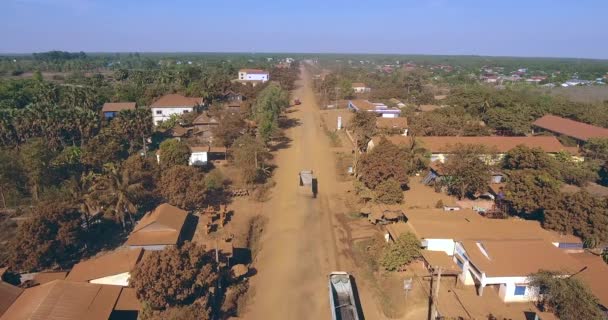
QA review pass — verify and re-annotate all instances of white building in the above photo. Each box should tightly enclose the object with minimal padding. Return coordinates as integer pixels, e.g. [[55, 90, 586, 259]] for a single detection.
[[150, 94, 203, 125], [238, 69, 269, 82], [352, 82, 370, 93], [348, 99, 400, 118], [384, 209, 584, 303]]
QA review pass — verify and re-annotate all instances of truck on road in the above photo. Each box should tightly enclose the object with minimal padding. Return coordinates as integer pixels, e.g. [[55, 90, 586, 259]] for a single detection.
[[328, 272, 360, 320], [299, 170, 318, 198]]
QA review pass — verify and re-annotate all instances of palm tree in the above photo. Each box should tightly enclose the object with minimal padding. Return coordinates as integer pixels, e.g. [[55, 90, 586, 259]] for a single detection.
[[97, 163, 139, 229]]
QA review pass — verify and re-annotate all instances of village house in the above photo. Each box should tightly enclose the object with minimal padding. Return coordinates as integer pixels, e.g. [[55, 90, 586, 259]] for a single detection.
[[192, 112, 219, 131], [125, 203, 189, 251], [532, 114, 608, 146], [65, 249, 145, 286], [150, 94, 203, 125], [237, 69, 269, 83], [101, 102, 136, 120], [376, 117, 408, 136], [348, 99, 401, 118], [351, 82, 371, 93], [367, 135, 579, 163], [388, 98, 405, 108], [0, 280, 140, 320], [189, 145, 227, 166], [384, 209, 585, 304]]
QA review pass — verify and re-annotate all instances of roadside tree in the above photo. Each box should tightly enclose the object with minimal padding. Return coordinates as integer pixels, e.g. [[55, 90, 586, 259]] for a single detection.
[[159, 165, 207, 210], [439, 144, 494, 199], [158, 139, 190, 169], [380, 232, 421, 271]]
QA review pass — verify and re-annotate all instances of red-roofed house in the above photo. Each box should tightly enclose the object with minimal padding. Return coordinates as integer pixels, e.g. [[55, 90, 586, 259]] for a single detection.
[[150, 94, 203, 125], [101, 102, 136, 120], [532, 114, 608, 144]]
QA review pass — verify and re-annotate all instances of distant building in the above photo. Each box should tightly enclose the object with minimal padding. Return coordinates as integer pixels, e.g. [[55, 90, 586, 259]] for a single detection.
[[189, 146, 227, 166], [150, 94, 203, 125], [101, 102, 136, 120], [238, 69, 269, 82], [347, 99, 400, 118], [533, 114, 608, 145], [351, 83, 370, 93]]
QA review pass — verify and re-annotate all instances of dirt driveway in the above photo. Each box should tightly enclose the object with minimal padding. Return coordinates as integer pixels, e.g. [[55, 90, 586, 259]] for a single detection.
[[241, 66, 386, 319]]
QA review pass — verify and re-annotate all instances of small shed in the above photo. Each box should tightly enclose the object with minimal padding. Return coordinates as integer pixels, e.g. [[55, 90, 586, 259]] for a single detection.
[[363, 205, 406, 225]]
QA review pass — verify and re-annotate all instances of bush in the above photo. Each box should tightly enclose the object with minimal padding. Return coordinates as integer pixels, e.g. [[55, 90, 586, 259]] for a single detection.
[[374, 178, 403, 204], [380, 232, 421, 271]]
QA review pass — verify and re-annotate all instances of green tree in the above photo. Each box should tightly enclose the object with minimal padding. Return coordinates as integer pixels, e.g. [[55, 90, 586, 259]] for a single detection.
[[504, 169, 561, 216], [159, 166, 207, 210], [358, 138, 410, 190], [232, 135, 271, 184], [212, 113, 245, 148], [8, 202, 84, 271], [20, 138, 56, 201], [529, 270, 604, 320], [0, 149, 27, 208], [252, 83, 289, 143], [438, 144, 494, 199], [130, 242, 217, 312], [374, 178, 403, 204], [380, 232, 421, 271], [158, 139, 190, 169]]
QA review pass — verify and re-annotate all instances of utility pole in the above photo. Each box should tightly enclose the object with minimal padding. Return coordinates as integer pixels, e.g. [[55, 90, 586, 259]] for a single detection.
[[430, 266, 442, 320]]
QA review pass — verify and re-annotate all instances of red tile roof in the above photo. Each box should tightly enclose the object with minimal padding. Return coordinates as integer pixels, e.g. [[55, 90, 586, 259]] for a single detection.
[[66, 249, 143, 282], [0, 282, 22, 317], [376, 117, 408, 129], [150, 94, 202, 108], [533, 114, 608, 141], [126, 204, 188, 247], [352, 82, 366, 88], [101, 102, 136, 112]]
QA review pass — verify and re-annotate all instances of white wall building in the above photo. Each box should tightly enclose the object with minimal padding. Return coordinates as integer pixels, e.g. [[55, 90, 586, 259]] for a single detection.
[[238, 69, 269, 82], [352, 82, 370, 93], [150, 94, 203, 125]]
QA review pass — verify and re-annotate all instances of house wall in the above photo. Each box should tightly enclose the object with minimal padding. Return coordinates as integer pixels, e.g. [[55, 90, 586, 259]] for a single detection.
[[89, 272, 131, 287], [422, 238, 456, 255], [491, 277, 536, 302], [151, 107, 194, 125], [104, 111, 117, 119], [238, 72, 269, 82], [189, 152, 208, 166], [380, 113, 398, 118]]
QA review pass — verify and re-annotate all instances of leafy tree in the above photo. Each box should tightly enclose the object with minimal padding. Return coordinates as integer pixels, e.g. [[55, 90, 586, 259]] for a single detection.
[[80, 126, 129, 167], [158, 139, 190, 169], [504, 169, 561, 216], [380, 232, 421, 271], [438, 144, 494, 199], [113, 108, 153, 154], [0, 149, 27, 208], [529, 270, 604, 320], [212, 113, 246, 148], [374, 178, 403, 204], [20, 138, 56, 201], [349, 111, 376, 151], [130, 242, 217, 312], [503, 145, 557, 171], [583, 138, 608, 161], [8, 202, 84, 271], [252, 83, 289, 143], [232, 135, 271, 184], [358, 138, 410, 190], [158, 166, 207, 210], [156, 114, 181, 131]]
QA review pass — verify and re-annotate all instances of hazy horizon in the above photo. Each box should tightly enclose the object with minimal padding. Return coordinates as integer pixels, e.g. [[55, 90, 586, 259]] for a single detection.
[[2, 0, 607, 59]]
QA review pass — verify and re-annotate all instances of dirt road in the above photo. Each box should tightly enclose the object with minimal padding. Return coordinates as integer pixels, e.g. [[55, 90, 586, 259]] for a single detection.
[[242, 66, 384, 319]]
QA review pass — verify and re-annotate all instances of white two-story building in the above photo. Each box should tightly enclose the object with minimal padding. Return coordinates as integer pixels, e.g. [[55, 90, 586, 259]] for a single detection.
[[238, 69, 269, 82], [150, 94, 203, 125]]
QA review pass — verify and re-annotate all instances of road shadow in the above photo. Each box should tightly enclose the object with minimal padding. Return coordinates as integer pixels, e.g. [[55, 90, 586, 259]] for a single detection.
[[279, 116, 301, 129], [268, 136, 292, 152]]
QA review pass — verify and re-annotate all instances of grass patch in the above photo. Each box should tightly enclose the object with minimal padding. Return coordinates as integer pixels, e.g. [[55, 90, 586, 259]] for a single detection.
[[326, 130, 342, 147]]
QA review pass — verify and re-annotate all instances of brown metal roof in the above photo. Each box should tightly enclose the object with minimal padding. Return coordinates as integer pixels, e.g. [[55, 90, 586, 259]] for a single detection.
[[66, 249, 143, 282], [0, 282, 23, 317], [461, 239, 583, 277], [533, 114, 608, 141], [33, 272, 67, 285], [192, 113, 219, 125], [239, 69, 268, 74], [421, 251, 460, 274], [101, 102, 136, 112], [570, 252, 608, 308], [373, 135, 576, 153], [150, 94, 202, 108], [0, 280, 122, 320], [351, 82, 366, 87], [126, 204, 188, 246], [376, 117, 408, 129], [114, 288, 141, 311]]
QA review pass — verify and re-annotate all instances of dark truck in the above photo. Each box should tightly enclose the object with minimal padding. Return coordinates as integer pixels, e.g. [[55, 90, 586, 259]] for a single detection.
[[329, 272, 360, 320], [299, 170, 318, 198]]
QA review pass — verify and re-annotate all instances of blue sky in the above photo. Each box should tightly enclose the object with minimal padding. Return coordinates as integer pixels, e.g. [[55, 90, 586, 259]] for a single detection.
[[1, 0, 607, 58]]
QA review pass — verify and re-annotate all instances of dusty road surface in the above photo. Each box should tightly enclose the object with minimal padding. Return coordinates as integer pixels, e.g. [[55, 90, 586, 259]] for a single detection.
[[242, 66, 385, 319]]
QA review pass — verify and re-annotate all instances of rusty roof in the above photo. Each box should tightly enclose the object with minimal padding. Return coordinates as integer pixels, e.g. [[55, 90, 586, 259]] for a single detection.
[[66, 249, 143, 283], [126, 204, 188, 246], [114, 288, 141, 311], [570, 252, 608, 308], [0, 280, 122, 320], [421, 250, 461, 274], [150, 94, 202, 108], [33, 272, 67, 285], [101, 102, 136, 112], [461, 239, 583, 277], [376, 117, 408, 129], [351, 82, 366, 87], [372, 135, 575, 153], [0, 282, 23, 317], [193, 113, 219, 125], [239, 69, 268, 74], [533, 114, 608, 141]]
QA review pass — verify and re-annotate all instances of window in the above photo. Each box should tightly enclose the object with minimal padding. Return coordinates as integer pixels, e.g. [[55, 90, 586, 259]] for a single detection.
[[514, 285, 526, 296], [183, 110, 189, 113], [155, 110, 162, 115]]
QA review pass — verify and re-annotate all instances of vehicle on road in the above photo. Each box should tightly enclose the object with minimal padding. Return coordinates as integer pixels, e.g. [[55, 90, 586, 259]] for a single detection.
[[328, 272, 360, 320], [299, 169, 318, 198], [294, 98, 302, 105]]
